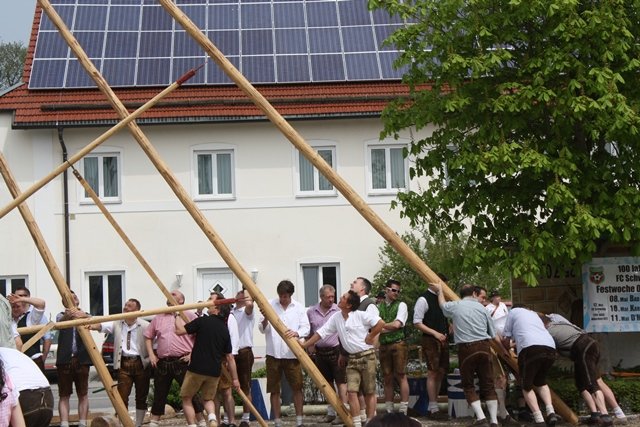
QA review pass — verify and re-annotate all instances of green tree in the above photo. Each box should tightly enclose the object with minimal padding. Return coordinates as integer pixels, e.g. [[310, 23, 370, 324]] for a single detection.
[[0, 41, 26, 90], [373, 231, 510, 341], [369, 0, 640, 285]]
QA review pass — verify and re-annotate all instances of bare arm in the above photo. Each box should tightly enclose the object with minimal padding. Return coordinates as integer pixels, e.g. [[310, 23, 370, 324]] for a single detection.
[[175, 314, 187, 336], [42, 338, 52, 362], [225, 353, 240, 390], [365, 319, 385, 345], [244, 294, 254, 316], [302, 332, 322, 350], [145, 337, 158, 368], [10, 401, 26, 427]]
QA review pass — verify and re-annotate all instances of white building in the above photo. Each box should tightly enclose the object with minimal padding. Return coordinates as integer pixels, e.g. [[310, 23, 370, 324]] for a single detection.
[[0, 1, 429, 354]]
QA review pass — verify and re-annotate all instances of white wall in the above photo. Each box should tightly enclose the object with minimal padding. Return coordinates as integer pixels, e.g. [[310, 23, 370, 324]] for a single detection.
[[1, 115, 432, 355]]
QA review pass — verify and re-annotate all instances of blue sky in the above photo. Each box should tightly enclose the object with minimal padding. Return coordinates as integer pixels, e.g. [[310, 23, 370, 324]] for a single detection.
[[1, 1, 37, 45]]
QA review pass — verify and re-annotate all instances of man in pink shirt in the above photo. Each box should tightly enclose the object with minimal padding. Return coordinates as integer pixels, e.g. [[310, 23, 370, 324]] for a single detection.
[[144, 290, 206, 427]]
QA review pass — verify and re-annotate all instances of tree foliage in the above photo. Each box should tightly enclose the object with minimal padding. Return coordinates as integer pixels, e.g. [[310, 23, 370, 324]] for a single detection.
[[369, 0, 640, 285], [373, 231, 510, 341], [0, 41, 26, 90]]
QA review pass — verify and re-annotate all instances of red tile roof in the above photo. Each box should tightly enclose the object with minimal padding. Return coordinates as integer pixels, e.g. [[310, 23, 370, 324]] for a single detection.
[[0, 5, 417, 129]]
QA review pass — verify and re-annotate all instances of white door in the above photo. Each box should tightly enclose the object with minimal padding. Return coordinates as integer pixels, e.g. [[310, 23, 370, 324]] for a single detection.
[[198, 269, 237, 301]]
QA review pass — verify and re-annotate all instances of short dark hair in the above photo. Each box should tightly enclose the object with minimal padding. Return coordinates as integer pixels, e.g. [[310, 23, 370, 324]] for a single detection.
[[14, 286, 30, 296], [460, 284, 475, 298], [436, 272, 449, 283], [212, 291, 232, 320], [358, 277, 372, 294], [385, 279, 401, 288], [474, 286, 487, 296], [277, 280, 295, 296], [127, 298, 141, 310], [346, 290, 360, 311]]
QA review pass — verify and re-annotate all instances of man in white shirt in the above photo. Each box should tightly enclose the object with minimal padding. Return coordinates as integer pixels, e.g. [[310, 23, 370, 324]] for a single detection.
[[232, 289, 255, 427], [9, 287, 47, 366], [259, 280, 310, 427], [304, 290, 384, 427], [502, 307, 559, 427], [0, 346, 54, 427], [90, 298, 150, 427]]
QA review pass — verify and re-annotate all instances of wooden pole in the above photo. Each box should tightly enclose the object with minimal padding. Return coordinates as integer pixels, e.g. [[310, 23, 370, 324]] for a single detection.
[[36, 1, 349, 425], [0, 152, 134, 427], [71, 169, 268, 427], [21, 321, 54, 354], [157, 2, 578, 424], [0, 71, 196, 221], [18, 301, 215, 335]]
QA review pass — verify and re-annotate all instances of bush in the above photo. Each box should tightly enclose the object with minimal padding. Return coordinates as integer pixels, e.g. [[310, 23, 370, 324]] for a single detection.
[[547, 376, 640, 414]]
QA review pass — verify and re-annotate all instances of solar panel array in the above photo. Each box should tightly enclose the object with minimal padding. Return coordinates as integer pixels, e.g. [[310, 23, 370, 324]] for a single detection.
[[30, 0, 411, 89]]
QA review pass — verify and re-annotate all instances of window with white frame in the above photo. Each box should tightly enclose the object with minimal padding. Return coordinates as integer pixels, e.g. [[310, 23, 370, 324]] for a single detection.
[[0, 276, 28, 297], [367, 142, 408, 194], [194, 149, 235, 199], [301, 263, 339, 306], [87, 272, 124, 316], [81, 152, 121, 203], [296, 146, 336, 196]]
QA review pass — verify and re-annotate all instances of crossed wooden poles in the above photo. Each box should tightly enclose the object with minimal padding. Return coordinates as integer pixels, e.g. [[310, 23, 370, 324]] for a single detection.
[[0, 0, 579, 426]]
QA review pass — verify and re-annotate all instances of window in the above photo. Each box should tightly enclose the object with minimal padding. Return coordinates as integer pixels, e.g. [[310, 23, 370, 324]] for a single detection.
[[367, 142, 408, 194], [87, 272, 124, 316], [194, 149, 235, 199], [301, 263, 339, 306], [81, 152, 121, 203], [0, 276, 27, 297], [296, 146, 336, 196]]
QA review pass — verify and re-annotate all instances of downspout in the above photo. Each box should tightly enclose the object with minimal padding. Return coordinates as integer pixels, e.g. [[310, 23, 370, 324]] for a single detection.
[[57, 127, 71, 286]]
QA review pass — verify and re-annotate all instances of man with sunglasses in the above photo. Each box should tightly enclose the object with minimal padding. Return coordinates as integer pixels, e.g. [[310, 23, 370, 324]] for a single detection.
[[378, 279, 410, 415]]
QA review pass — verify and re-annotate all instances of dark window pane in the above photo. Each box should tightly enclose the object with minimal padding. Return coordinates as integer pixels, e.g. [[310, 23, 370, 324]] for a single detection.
[[242, 30, 273, 55], [29, 60, 67, 88], [207, 56, 239, 83], [174, 31, 204, 57], [108, 6, 141, 30], [75, 32, 105, 58], [141, 5, 174, 31], [273, 3, 304, 28], [208, 5, 239, 30], [209, 31, 240, 56], [321, 266, 337, 287], [342, 26, 376, 53], [103, 59, 136, 86], [107, 275, 123, 315], [35, 32, 69, 58], [89, 275, 104, 316], [179, 5, 207, 29], [173, 57, 207, 85], [308, 28, 341, 54], [345, 53, 380, 80], [40, 6, 75, 30], [66, 59, 100, 88], [339, 1, 371, 26], [104, 32, 139, 58], [137, 58, 171, 85], [379, 51, 406, 79], [302, 266, 319, 307], [0, 280, 5, 297], [241, 4, 272, 29], [242, 56, 275, 83], [276, 55, 310, 83], [139, 32, 172, 57], [310, 54, 345, 81], [275, 29, 307, 54], [375, 25, 402, 51], [306, 2, 338, 27], [74, 5, 108, 30]]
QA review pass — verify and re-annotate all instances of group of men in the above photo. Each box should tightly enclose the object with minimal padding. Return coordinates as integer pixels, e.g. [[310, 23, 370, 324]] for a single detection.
[[1, 276, 631, 427]]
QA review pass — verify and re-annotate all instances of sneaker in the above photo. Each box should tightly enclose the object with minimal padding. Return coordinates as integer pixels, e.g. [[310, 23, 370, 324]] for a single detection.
[[320, 415, 337, 423], [469, 418, 490, 427], [547, 413, 561, 427]]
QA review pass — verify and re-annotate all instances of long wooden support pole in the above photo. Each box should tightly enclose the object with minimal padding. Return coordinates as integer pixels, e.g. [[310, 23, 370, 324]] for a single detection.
[[0, 71, 195, 221], [157, 1, 577, 424], [21, 321, 54, 354], [18, 301, 216, 335], [70, 170, 268, 427], [0, 152, 134, 427], [35, 1, 348, 425]]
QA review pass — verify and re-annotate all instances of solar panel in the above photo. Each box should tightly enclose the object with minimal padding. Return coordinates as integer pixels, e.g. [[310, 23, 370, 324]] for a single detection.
[[29, 0, 411, 89]]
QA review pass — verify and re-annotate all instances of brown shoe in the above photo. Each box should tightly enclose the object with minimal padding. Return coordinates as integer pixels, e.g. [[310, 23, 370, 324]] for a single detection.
[[469, 418, 490, 427], [499, 415, 522, 427]]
